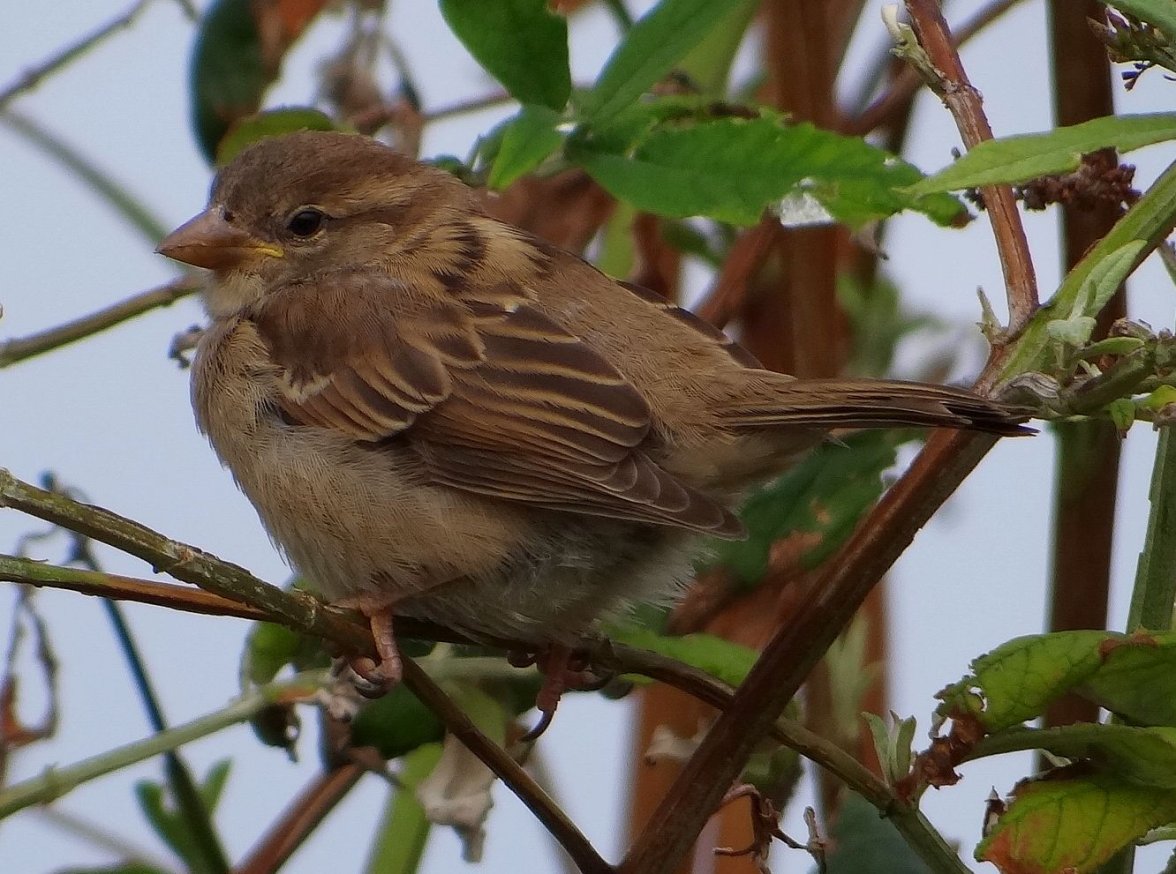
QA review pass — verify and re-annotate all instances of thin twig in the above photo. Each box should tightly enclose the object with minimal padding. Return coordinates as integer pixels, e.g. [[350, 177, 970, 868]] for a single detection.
[[0, 470, 372, 651], [0, 554, 479, 647], [401, 660, 612, 874], [0, 276, 200, 369], [0, 111, 170, 243], [0, 557, 266, 620], [102, 598, 229, 874], [0, 473, 608, 872], [693, 219, 778, 329], [422, 91, 514, 123], [903, 0, 1040, 339], [0, 553, 964, 873], [850, 0, 1027, 135], [0, 672, 326, 819], [0, 0, 157, 110], [45, 506, 229, 874]]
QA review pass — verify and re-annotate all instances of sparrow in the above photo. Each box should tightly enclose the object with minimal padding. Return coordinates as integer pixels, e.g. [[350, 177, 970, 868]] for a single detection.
[[158, 131, 1024, 713]]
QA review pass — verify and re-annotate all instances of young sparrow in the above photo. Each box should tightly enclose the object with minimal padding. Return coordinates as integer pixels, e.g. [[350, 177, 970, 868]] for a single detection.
[[158, 131, 1023, 700]]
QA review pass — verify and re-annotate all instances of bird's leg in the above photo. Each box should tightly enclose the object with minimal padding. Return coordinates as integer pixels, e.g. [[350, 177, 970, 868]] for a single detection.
[[518, 643, 613, 741], [345, 602, 402, 697]]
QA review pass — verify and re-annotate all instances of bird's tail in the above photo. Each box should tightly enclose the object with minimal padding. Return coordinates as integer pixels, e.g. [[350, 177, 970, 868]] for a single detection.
[[722, 376, 1031, 436]]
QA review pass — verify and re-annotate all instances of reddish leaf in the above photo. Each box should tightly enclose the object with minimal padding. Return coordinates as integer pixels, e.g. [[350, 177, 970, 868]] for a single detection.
[[979, 770, 1176, 873]]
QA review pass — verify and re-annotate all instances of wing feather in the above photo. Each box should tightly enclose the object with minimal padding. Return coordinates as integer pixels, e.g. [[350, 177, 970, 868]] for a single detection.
[[252, 270, 742, 537]]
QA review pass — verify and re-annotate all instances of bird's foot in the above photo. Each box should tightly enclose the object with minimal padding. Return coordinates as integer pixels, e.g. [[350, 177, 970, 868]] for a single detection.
[[513, 643, 610, 742], [346, 607, 402, 698]]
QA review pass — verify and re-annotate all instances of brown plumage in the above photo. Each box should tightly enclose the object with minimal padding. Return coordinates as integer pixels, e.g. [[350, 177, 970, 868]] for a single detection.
[[159, 131, 1026, 693]]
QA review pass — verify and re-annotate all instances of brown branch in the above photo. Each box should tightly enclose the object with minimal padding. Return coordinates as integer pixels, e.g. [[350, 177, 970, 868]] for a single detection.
[[402, 659, 611, 874], [235, 764, 367, 874], [0, 555, 497, 649], [620, 429, 996, 874], [0, 471, 608, 873], [1041, 0, 1121, 737], [849, 0, 1027, 136], [0, 276, 200, 369], [2, 556, 969, 869], [0, 557, 267, 621], [0, 0, 159, 110], [0, 553, 891, 813], [623, 10, 1041, 868], [610, 645, 895, 812], [903, 0, 1039, 339]]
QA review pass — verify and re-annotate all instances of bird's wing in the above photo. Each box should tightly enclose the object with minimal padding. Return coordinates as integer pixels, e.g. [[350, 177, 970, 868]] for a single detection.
[[251, 270, 742, 537]]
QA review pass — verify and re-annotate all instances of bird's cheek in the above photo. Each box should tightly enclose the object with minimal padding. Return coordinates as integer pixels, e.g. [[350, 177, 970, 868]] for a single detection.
[[202, 270, 270, 320]]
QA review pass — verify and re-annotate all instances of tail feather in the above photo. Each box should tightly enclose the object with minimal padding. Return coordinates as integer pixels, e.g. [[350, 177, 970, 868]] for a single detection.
[[723, 377, 1031, 436]]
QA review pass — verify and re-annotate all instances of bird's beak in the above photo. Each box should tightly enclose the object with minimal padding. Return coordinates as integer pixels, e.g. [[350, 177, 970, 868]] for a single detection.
[[156, 209, 283, 269]]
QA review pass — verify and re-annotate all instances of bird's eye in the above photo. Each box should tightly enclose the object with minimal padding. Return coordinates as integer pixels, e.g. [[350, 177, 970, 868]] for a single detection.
[[286, 208, 325, 237]]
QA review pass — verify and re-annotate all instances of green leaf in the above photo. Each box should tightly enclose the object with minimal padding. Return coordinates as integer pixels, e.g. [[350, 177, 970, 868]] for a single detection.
[[998, 157, 1176, 382], [242, 621, 305, 686], [486, 105, 564, 188], [742, 743, 801, 807], [1079, 634, 1176, 725], [1143, 385, 1176, 411], [838, 275, 938, 378], [1063, 241, 1147, 322], [134, 781, 202, 871], [351, 684, 445, 760], [198, 760, 231, 811], [190, 0, 268, 163], [611, 626, 757, 688], [1031, 724, 1176, 789], [132, 760, 231, 874], [571, 117, 964, 227], [580, 0, 739, 124], [821, 792, 931, 874], [1109, 398, 1137, 431], [215, 108, 339, 166], [659, 219, 728, 267], [936, 631, 1176, 732], [699, 431, 899, 588], [936, 631, 1110, 731], [676, 0, 759, 97], [863, 712, 918, 786], [908, 113, 1176, 195], [977, 772, 1176, 873], [1046, 315, 1099, 348], [364, 744, 443, 874], [440, 0, 570, 110]]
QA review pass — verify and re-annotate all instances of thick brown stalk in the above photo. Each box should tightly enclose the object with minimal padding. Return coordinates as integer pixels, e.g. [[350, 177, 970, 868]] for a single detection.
[[622, 431, 997, 874], [1041, 0, 1121, 734], [750, 0, 845, 379], [623, 6, 1041, 869]]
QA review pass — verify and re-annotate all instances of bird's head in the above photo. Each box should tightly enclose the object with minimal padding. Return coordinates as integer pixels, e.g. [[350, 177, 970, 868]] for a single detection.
[[158, 131, 476, 317]]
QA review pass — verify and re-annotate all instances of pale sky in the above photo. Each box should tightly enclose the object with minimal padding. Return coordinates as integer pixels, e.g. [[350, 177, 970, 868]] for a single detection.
[[2, 2, 1174, 872]]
